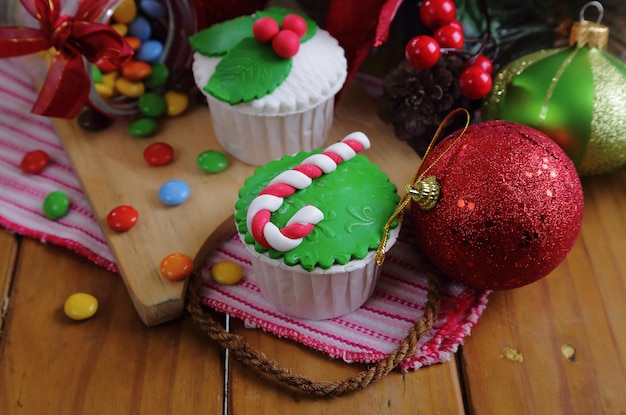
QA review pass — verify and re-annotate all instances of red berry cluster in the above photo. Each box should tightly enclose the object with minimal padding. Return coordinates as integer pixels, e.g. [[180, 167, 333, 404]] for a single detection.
[[405, 0, 493, 100], [252, 14, 307, 59]]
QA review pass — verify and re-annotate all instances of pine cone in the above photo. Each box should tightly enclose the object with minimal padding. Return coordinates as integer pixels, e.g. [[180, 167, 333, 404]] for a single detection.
[[377, 56, 473, 155]]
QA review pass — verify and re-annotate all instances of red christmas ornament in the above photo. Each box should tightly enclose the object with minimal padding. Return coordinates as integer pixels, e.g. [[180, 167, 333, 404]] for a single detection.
[[410, 120, 584, 290]]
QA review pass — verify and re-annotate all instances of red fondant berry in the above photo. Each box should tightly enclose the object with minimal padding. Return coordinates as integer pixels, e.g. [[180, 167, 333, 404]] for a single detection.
[[467, 54, 494, 75], [434, 23, 464, 49], [253, 17, 280, 43], [459, 66, 492, 100], [419, 0, 457, 29], [272, 29, 300, 58], [405, 35, 441, 70], [448, 18, 463, 31], [281, 14, 307, 38]]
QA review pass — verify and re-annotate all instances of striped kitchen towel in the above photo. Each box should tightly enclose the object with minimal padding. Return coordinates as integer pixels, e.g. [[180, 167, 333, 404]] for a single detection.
[[0, 56, 489, 370]]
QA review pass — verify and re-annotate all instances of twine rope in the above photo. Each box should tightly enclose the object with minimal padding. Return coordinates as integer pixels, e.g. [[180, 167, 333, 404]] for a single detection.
[[185, 263, 441, 397]]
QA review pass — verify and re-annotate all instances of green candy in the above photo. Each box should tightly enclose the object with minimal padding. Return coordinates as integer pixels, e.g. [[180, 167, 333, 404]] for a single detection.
[[144, 63, 169, 90], [128, 118, 158, 137], [138, 92, 166, 117], [91, 65, 102, 83], [42, 190, 70, 220], [197, 150, 228, 173]]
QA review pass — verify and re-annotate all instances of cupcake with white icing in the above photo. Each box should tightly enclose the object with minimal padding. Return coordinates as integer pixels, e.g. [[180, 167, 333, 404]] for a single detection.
[[234, 132, 401, 320], [190, 7, 347, 165]]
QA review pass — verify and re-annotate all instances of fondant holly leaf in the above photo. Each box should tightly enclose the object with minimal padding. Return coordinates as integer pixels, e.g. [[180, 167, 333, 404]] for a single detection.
[[206, 37, 292, 104], [189, 15, 255, 57], [256, 7, 317, 43]]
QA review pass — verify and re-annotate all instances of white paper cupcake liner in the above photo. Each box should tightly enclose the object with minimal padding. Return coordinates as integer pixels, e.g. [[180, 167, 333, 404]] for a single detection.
[[241, 225, 401, 320], [206, 95, 335, 166]]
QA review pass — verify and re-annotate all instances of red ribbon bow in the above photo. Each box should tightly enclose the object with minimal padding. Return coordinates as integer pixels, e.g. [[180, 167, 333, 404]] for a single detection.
[[0, 0, 133, 118]]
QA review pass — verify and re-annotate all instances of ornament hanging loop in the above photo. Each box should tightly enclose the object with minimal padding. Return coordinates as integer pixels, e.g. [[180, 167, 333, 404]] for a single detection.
[[405, 176, 440, 211], [570, 1, 608, 50], [579, 1, 604, 24]]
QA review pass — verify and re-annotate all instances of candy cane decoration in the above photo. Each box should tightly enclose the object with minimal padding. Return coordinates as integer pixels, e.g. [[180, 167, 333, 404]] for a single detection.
[[246, 132, 371, 252]]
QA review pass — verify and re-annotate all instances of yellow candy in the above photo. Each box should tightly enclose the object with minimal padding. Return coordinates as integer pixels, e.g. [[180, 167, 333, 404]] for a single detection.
[[101, 71, 119, 89], [115, 77, 145, 98], [64, 293, 98, 321], [163, 90, 189, 117], [94, 82, 114, 99], [211, 261, 244, 285], [111, 23, 128, 37], [112, 0, 137, 24]]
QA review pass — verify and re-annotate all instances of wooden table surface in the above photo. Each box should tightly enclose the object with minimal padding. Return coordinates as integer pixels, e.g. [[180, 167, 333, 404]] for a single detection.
[[1, 118, 626, 413]]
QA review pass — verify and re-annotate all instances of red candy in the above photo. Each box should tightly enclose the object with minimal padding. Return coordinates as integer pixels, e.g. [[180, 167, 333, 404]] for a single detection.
[[272, 30, 300, 58], [106, 205, 139, 232], [20, 149, 49, 174], [253, 17, 280, 43], [281, 14, 307, 38], [143, 142, 174, 166]]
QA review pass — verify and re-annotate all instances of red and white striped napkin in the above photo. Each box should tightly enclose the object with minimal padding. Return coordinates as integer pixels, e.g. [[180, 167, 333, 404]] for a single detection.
[[0, 56, 489, 370]]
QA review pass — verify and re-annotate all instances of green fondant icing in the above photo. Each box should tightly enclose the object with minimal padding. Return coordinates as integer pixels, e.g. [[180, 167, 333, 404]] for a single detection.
[[189, 16, 254, 57], [206, 38, 292, 104], [235, 150, 400, 271], [189, 7, 318, 105]]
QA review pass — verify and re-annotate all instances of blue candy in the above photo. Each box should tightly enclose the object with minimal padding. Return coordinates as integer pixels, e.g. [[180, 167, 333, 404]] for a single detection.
[[136, 39, 164, 63], [128, 15, 151, 41], [140, 0, 168, 20], [159, 179, 190, 206]]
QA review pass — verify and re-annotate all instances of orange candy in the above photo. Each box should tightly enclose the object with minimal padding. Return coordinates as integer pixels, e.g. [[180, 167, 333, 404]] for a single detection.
[[124, 36, 142, 51], [159, 253, 194, 281], [121, 60, 152, 82]]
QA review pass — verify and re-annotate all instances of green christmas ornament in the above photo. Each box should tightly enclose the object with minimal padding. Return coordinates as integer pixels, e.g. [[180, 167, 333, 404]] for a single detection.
[[482, 2, 626, 176]]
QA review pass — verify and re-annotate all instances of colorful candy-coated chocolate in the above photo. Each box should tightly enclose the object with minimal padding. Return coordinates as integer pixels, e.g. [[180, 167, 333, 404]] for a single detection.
[[128, 15, 151, 41], [106, 205, 139, 232], [128, 117, 158, 137], [78, 108, 113, 132], [211, 261, 244, 285], [121, 60, 152, 81], [112, 0, 138, 24], [20, 149, 49, 174], [42, 190, 70, 220], [196, 150, 228, 173], [160, 253, 194, 281], [64, 292, 98, 321], [101, 71, 119, 89], [140, 0, 167, 19], [111, 22, 128, 37], [91, 65, 103, 83], [124, 36, 142, 51], [138, 92, 166, 117], [158, 179, 190, 205], [136, 39, 163, 63], [163, 91, 188, 116], [144, 62, 169, 89], [143, 142, 174, 166], [116, 77, 145, 98], [94, 82, 114, 99]]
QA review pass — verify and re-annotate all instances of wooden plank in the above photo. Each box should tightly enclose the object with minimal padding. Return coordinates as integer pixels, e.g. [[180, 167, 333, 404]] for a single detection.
[[460, 171, 626, 414], [228, 319, 466, 414], [51, 83, 421, 327], [0, 239, 223, 415], [0, 230, 18, 333]]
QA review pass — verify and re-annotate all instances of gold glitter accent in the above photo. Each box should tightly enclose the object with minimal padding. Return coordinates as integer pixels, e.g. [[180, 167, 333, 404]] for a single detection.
[[579, 49, 626, 175], [561, 344, 576, 361], [501, 346, 524, 363], [482, 49, 564, 120]]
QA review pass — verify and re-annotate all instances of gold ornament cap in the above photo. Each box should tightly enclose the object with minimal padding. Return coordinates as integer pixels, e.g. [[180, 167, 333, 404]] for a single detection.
[[569, 1, 609, 50]]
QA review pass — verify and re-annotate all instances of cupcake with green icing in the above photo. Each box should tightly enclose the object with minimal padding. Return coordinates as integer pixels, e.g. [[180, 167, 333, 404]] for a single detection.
[[190, 7, 347, 166], [234, 132, 401, 320]]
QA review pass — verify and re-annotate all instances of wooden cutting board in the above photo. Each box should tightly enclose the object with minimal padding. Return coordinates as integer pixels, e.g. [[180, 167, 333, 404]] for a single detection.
[[52, 83, 421, 326]]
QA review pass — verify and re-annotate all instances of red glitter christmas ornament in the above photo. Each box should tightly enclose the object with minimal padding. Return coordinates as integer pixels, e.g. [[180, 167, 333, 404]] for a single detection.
[[410, 119, 584, 290]]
